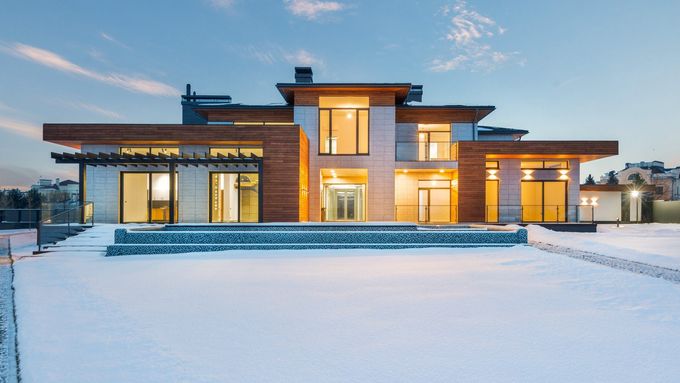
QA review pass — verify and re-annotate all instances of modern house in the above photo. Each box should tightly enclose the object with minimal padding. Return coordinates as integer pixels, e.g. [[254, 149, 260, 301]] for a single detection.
[[43, 67, 618, 224]]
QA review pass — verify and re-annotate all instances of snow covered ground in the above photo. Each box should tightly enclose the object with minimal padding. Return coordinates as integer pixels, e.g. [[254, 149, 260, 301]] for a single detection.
[[528, 224, 680, 270], [11, 224, 680, 382]]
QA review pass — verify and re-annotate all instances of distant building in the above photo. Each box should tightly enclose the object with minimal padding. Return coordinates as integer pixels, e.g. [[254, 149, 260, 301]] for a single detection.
[[31, 178, 80, 201], [614, 161, 680, 201]]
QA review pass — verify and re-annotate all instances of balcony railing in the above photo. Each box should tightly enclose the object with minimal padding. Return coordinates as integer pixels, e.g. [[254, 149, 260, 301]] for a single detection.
[[485, 205, 594, 224], [395, 141, 458, 162], [395, 205, 458, 223]]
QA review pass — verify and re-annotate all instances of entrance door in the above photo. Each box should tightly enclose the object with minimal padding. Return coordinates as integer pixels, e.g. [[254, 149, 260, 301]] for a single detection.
[[418, 185, 451, 223], [323, 184, 365, 221], [121, 172, 177, 223], [521, 181, 567, 222]]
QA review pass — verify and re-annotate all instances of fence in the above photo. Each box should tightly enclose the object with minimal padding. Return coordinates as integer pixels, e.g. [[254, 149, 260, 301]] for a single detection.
[[395, 205, 458, 223], [653, 200, 680, 223], [485, 205, 594, 223]]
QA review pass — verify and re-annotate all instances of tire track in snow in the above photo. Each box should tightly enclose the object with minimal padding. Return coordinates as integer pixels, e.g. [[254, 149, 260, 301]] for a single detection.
[[530, 241, 680, 284]]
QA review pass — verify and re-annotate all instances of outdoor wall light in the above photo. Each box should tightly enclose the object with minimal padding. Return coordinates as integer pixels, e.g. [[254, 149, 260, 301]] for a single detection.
[[631, 190, 640, 198]]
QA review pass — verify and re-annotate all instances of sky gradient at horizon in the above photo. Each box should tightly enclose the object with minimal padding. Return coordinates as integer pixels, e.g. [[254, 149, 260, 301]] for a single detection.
[[1, 0, 679, 189]]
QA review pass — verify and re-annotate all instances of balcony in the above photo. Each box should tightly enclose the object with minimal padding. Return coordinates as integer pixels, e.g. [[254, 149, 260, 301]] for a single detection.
[[396, 141, 458, 162]]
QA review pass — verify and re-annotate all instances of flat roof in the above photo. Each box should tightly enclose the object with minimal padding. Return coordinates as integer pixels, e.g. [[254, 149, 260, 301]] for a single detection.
[[275, 83, 413, 104]]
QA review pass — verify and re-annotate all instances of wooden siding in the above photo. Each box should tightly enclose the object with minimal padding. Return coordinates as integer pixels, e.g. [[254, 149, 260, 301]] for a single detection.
[[458, 141, 619, 222], [195, 107, 293, 123], [396, 107, 494, 123], [43, 123, 308, 223]]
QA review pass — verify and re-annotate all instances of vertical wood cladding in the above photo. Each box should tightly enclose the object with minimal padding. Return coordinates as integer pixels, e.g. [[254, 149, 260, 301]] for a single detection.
[[43, 123, 309, 222], [457, 141, 618, 222]]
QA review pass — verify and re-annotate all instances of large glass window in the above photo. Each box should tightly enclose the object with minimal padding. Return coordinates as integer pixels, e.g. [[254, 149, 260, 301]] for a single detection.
[[210, 147, 263, 158], [417, 124, 451, 161], [210, 173, 260, 223], [319, 97, 369, 155], [121, 172, 178, 223], [521, 181, 567, 222], [323, 184, 365, 221]]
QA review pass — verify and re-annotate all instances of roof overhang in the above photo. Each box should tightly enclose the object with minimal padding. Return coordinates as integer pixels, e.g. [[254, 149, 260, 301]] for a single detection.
[[275, 83, 412, 104], [459, 140, 619, 162], [43, 123, 302, 149]]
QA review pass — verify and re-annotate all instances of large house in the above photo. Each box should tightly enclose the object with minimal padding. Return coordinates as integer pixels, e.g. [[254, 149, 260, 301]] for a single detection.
[[615, 161, 680, 201], [43, 67, 618, 224]]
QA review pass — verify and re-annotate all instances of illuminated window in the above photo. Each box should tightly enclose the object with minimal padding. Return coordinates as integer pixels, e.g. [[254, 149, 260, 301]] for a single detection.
[[521, 181, 567, 222], [417, 124, 451, 161], [319, 97, 369, 155], [210, 147, 264, 158], [210, 172, 259, 223], [120, 147, 179, 156], [521, 160, 569, 169], [485, 161, 499, 169]]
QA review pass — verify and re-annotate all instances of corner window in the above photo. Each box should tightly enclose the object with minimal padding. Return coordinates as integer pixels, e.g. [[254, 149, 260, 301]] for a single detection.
[[521, 160, 568, 170], [417, 124, 451, 161], [319, 97, 369, 155]]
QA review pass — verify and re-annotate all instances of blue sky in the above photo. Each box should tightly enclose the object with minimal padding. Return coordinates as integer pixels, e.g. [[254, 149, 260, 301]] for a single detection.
[[1, 0, 679, 188]]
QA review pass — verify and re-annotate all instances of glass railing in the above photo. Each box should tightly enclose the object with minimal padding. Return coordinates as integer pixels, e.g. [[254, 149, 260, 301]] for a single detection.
[[37, 202, 94, 251], [395, 141, 458, 162], [395, 205, 458, 223], [484, 205, 594, 223]]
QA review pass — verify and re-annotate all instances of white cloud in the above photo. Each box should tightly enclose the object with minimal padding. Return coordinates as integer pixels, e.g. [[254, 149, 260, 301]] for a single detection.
[[67, 102, 124, 120], [430, 1, 522, 72], [2, 42, 179, 97], [208, 0, 235, 9], [0, 116, 41, 140], [231, 44, 324, 67], [283, 49, 323, 66], [100, 32, 130, 49], [284, 0, 345, 20]]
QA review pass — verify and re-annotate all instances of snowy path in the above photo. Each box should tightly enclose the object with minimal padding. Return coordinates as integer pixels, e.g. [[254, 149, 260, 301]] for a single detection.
[[528, 224, 680, 270], [11, 225, 680, 382]]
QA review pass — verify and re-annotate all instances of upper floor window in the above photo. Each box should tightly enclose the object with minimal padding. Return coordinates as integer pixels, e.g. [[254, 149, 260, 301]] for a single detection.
[[521, 160, 569, 170], [319, 97, 369, 155], [210, 147, 264, 158], [120, 147, 179, 156], [417, 124, 452, 161]]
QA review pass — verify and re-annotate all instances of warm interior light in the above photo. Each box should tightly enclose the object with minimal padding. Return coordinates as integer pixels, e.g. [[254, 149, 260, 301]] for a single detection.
[[346, 112, 353, 119], [439, 169, 445, 173], [451, 179, 458, 188], [403, 169, 408, 173]]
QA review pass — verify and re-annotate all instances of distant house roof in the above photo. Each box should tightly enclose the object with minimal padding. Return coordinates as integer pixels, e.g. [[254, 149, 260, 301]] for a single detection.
[[477, 125, 529, 137], [58, 180, 79, 186]]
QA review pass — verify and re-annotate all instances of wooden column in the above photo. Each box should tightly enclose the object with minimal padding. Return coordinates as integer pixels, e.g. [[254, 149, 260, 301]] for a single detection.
[[168, 162, 176, 223]]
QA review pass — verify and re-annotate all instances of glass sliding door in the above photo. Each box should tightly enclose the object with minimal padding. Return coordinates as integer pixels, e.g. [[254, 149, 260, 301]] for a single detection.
[[121, 172, 177, 223], [521, 181, 567, 222], [210, 172, 260, 223], [485, 180, 499, 223], [323, 184, 365, 221], [417, 180, 451, 223]]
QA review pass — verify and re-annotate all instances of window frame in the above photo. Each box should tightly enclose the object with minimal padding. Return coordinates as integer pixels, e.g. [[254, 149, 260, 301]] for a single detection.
[[119, 146, 180, 156], [209, 146, 264, 158], [318, 107, 370, 156], [520, 160, 570, 170]]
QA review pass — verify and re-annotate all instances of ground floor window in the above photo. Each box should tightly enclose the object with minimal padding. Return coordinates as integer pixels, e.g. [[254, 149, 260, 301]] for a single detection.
[[521, 181, 567, 222], [323, 184, 365, 221], [485, 180, 499, 223], [210, 172, 260, 223], [121, 172, 177, 223]]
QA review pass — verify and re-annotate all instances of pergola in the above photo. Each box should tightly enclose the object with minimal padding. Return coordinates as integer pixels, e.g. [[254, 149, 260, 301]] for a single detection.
[[51, 151, 264, 223]]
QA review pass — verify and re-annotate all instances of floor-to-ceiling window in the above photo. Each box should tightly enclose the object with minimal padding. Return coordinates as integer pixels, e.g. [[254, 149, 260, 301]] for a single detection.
[[521, 181, 567, 222], [319, 97, 369, 155], [121, 172, 177, 223], [417, 124, 451, 161], [210, 172, 260, 223]]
